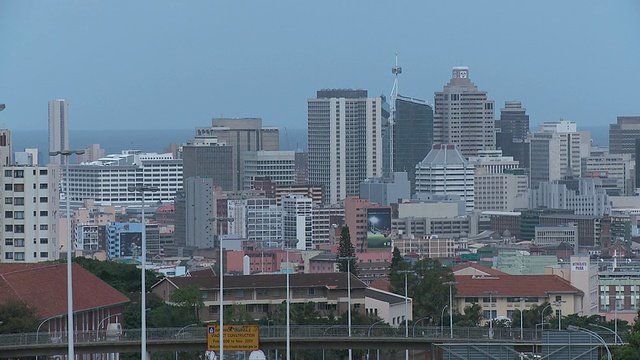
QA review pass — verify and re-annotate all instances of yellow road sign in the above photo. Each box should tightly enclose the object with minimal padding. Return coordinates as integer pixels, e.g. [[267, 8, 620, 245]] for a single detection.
[[207, 324, 260, 351]]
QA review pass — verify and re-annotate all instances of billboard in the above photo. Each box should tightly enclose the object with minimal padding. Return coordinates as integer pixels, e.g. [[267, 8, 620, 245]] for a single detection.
[[120, 232, 142, 257], [367, 208, 392, 251]]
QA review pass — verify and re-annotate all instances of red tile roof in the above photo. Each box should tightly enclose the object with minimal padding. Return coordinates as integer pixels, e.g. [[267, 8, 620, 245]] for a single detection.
[[454, 274, 583, 298], [452, 263, 507, 277], [368, 278, 391, 292], [0, 263, 130, 318]]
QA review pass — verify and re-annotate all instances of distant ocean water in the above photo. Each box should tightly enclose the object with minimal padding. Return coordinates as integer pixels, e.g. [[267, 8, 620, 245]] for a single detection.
[[11, 128, 310, 161]]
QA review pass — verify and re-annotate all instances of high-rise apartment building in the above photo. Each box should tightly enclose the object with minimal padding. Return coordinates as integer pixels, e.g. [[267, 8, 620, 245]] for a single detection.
[[0, 165, 59, 263], [48, 99, 69, 165], [434, 67, 495, 158], [194, 118, 279, 191], [415, 144, 475, 212], [610, 116, 640, 156], [242, 150, 295, 190], [282, 194, 313, 250], [77, 144, 105, 164], [496, 101, 529, 141], [529, 120, 590, 189], [384, 95, 433, 193], [308, 89, 385, 204]]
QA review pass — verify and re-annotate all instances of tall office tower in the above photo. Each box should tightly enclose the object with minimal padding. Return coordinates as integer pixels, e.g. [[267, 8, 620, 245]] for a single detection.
[[77, 144, 105, 163], [0, 165, 59, 263], [181, 138, 234, 190], [610, 116, 640, 156], [529, 120, 591, 189], [48, 99, 69, 165], [0, 129, 12, 166], [383, 95, 433, 193], [282, 194, 313, 250], [434, 67, 495, 158], [311, 204, 344, 249], [414, 144, 475, 212], [194, 118, 279, 191], [242, 150, 296, 190], [294, 152, 309, 184], [184, 177, 216, 249], [308, 89, 385, 204], [496, 101, 529, 141], [581, 153, 634, 196]]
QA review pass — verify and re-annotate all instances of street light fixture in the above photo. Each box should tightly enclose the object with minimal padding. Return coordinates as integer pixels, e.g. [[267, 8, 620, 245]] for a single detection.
[[516, 297, 526, 340], [412, 316, 430, 336], [367, 319, 385, 360], [49, 149, 85, 360], [440, 305, 448, 336], [399, 270, 415, 360], [443, 281, 459, 339], [208, 217, 234, 360], [588, 323, 624, 344], [484, 290, 498, 339], [338, 256, 357, 360], [567, 325, 612, 360], [128, 185, 159, 360], [553, 299, 566, 331]]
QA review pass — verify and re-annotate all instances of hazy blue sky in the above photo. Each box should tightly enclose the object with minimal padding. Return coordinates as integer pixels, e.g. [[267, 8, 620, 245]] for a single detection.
[[1, 1, 638, 131]]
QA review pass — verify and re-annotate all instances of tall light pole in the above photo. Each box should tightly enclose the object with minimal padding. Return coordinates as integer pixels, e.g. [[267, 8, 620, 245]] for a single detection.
[[286, 247, 291, 360], [484, 290, 497, 339], [338, 256, 357, 359], [367, 319, 385, 360], [443, 281, 459, 339], [128, 185, 159, 360], [554, 299, 566, 331], [517, 297, 525, 340], [440, 305, 448, 335], [208, 217, 234, 360], [49, 149, 85, 360], [399, 270, 415, 360]]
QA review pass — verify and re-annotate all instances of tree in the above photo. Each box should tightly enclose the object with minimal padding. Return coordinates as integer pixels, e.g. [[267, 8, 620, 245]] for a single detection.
[[613, 309, 640, 359], [407, 258, 455, 324], [170, 285, 204, 322], [454, 303, 483, 327], [337, 226, 358, 275], [0, 299, 41, 334], [389, 246, 411, 294]]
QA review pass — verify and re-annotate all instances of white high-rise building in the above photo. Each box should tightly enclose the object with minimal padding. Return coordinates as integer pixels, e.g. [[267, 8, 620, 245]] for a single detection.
[[581, 153, 635, 196], [529, 121, 591, 189], [48, 99, 69, 165], [467, 150, 520, 174], [243, 150, 296, 189], [415, 144, 475, 212], [308, 89, 385, 204], [282, 194, 313, 250], [434, 67, 495, 158], [0, 165, 59, 262], [0, 129, 12, 166]]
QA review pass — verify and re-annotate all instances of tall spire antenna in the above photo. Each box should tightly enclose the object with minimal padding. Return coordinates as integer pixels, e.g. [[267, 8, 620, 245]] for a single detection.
[[389, 51, 402, 177]]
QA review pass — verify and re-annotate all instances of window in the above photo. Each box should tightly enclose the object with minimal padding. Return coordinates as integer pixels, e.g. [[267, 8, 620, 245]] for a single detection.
[[40, 238, 48, 244], [40, 183, 48, 189], [555, 295, 562, 302], [14, 211, 24, 219], [5, 211, 12, 218], [14, 239, 24, 247], [4, 184, 12, 191], [14, 252, 25, 261], [39, 169, 47, 175], [40, 211, 48, 217], [14, 170, 24, 178], [14, 184, 24, 192], [14, 225, 24, 233], [235, 290, 245, 298], [5, 252, 13, 260], [5, 225, 12, 232], [4, 170, 12, 177], [40, 225, 49, 230], [5, 238, 13, 246], [39, 197, 48, 203], [5, 197, 12, 204], [14, 197, 24, 205], [308, 288, 316, 296], [40, 252, 48, 258]]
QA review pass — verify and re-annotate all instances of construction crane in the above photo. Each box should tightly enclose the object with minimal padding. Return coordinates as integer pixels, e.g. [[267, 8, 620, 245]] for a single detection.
[[389, 52, 402, 176]]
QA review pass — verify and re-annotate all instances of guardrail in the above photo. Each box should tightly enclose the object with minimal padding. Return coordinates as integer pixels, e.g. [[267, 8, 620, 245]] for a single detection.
[[0, 325, 543, 349]]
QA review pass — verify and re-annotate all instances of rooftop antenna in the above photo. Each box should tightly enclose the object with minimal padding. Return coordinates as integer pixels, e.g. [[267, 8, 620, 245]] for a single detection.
[[389, 51, 402, 177]]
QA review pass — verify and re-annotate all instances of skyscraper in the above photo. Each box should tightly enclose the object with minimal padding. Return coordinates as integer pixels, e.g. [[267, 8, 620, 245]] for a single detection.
[[497, 101, 529, 141], [609, 116, 640, 156], [434, 67, 495, 158], [383, 95, 433, 193], [48, 99, 69, 165], [0, 129, 12, 166], [308, 89, 385, 204]]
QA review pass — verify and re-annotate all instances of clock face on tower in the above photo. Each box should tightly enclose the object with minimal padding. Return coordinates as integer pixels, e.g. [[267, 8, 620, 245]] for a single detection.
[[452, 71, 458, 79], [459, 70, 468, 79]]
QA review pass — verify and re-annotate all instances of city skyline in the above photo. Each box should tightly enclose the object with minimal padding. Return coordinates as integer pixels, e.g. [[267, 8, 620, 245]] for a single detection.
[[1, 1, 639, 131]]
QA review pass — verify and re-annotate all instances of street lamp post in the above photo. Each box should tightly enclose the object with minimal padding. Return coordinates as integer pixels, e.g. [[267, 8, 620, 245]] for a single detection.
[[553, 300, 566, 331], [208, 217, 234, 360], [399, 270, 415, 359], [589, 323, 624, 344], [412, 316, 429, 336], [484, 291, 498, 339], [338, 256, 357, 359], [367, 319, 385, 360], [128, 185, 159, 360], [49, 149, 85, 360], [443, 281, 459, 339], [286, 247, 291, 360], [175, 323, 199, 360], [440, 305, 448, 336], [517, 297, 525, 340], [97, 313, 121, 341], [567, 325, 612, 360]]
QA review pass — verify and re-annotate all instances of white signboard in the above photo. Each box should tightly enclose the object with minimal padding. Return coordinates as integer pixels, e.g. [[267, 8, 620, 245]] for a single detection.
[[571, 261, 588, 271]]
